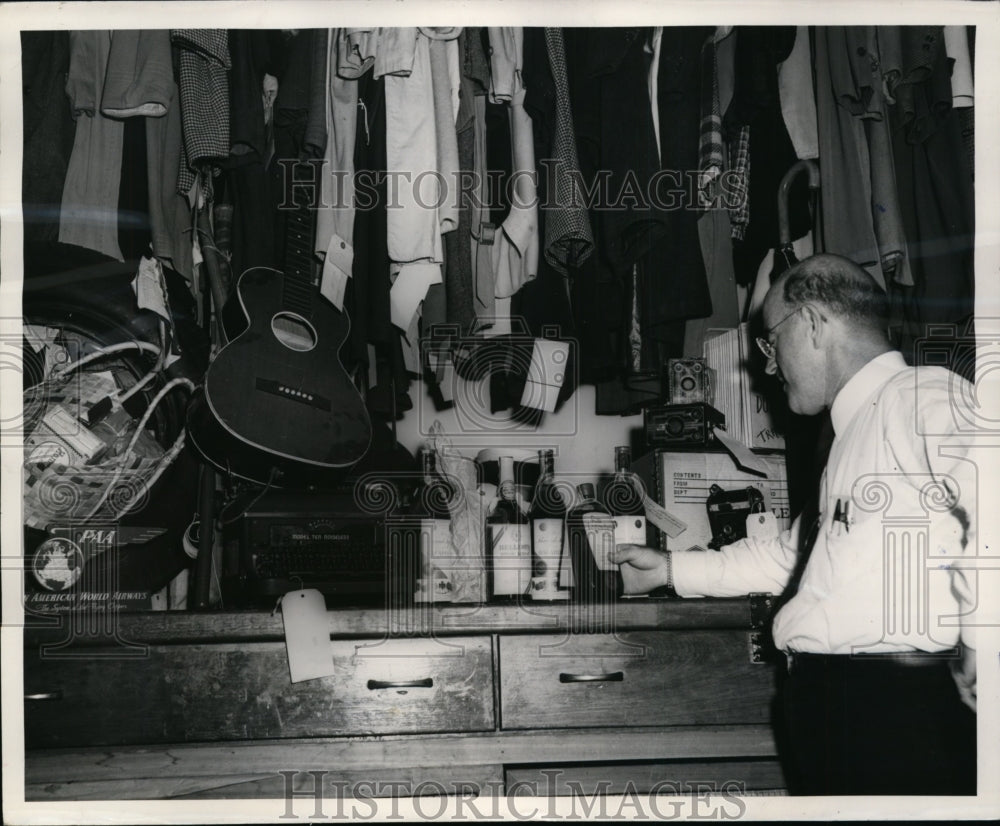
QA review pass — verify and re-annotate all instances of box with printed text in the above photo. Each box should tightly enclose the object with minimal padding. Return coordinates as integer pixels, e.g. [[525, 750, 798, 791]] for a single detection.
[[653, 450, 790, 551]]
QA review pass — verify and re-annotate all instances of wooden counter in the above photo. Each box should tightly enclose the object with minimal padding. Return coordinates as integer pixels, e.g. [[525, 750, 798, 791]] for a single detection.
[[22, 598, 786, 801]]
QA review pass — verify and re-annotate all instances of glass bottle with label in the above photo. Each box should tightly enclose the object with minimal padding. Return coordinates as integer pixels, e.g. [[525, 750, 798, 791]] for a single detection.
[[486, 455, 532, 601], [567, 482, 621, 602], [528, 449, 569, 600], [605, 446, 648, 550], [410, 448, 454, 601]]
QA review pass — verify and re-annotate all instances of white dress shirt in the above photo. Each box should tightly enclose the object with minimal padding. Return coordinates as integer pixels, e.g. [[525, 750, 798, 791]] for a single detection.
[[673, 351, 978, 655]]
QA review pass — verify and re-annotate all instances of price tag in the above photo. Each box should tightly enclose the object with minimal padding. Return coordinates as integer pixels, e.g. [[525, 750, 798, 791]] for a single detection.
[[745, 511, 779, 542], [320, 235, 353, 311], [642, 495, 687, 539], [281, 589, 335, 683], [520, 338, 569, 412]]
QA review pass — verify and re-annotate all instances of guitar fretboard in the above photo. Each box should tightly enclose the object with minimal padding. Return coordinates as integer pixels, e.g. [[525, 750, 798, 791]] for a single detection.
[[282, 165, 319, 319]]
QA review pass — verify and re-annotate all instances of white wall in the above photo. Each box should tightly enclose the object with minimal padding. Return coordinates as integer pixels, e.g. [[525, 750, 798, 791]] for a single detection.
[[394, 372, 644, 480]]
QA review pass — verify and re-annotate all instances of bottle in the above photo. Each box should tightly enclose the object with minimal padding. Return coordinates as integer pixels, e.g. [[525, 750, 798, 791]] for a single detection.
[[606, 446, 647, 550], [528, 449, 568, 600], [410, 448, 454, 601], [486, 455, 532, 601], [567, 482, 621, 602]]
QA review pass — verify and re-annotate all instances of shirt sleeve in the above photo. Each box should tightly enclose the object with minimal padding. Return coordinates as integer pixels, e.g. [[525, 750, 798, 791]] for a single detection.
[[672, 516, 801, 597]]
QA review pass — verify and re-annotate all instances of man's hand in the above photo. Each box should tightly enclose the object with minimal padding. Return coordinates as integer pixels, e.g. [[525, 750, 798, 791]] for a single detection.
[[950, 644, 977, 713], [610, 544, 671, 595]]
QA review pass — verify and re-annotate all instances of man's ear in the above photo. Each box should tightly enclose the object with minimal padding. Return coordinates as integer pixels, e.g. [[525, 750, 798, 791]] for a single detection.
[[800, 303, 826, 349]]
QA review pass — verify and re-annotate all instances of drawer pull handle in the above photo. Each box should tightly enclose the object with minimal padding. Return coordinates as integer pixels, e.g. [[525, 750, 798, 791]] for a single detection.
[[558, 671, 624, 683], [24, 691, 63, 701], [367, 678, 433, 690]]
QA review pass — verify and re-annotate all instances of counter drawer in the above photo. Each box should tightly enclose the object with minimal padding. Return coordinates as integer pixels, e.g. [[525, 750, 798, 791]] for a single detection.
[[498, 631, 774, 730], [24, 636, 494, 748]]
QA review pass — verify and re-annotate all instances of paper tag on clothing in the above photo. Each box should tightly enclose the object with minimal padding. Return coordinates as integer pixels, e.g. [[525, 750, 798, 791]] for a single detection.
[[191, 219, 204, 267], [320, 235, 353, 311], [642, 495, 687, 539], [745, 511, 779, 542], [481, 296, 513, 338], [389, 262, 441, 331], [132, 257, 173, 324], [280, 589, 335, 683], [520, 338, 569, 412]]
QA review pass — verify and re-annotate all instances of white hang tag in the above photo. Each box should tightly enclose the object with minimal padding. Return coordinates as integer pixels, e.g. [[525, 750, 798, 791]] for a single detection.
[[745, 511, 779, 542], [320, 235, 353, 312], [389, 262, 441, 332], [132, 256, 173, 324], [642, 494, 687, 539], [280, 589, 335, 683], [520, 337, 569, 412], [191, 215, 204, 267]]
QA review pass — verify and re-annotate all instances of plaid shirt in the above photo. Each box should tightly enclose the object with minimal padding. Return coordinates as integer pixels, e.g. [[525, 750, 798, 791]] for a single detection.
[[728, 126, 750, 241]]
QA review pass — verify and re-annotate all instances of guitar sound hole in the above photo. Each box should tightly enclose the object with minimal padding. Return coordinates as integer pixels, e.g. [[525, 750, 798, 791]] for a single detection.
[[271, 312, 317, 352]]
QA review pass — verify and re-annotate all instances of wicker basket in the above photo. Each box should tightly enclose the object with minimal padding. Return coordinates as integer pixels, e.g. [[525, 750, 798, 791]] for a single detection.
[[22, 341, 194, 530]]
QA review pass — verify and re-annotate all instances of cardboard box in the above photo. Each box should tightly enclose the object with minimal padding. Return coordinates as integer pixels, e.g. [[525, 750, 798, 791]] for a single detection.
[[654, 450, 789, 550]]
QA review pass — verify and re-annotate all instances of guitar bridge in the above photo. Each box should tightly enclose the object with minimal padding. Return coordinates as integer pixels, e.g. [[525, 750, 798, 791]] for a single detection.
[[256, 378, 332, 411]]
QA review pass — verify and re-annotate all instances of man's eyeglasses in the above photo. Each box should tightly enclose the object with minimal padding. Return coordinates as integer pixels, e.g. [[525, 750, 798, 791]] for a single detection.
[[755, 306, 804, 360]]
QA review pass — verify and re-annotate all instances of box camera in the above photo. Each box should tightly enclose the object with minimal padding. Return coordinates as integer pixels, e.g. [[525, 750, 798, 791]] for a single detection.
[[644, 402, 725, 448], [706, 484, 764, 550]]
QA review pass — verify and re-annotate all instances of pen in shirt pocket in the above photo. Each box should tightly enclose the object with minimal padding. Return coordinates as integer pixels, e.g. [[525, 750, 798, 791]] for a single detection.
[[832, 498, 850, 535]]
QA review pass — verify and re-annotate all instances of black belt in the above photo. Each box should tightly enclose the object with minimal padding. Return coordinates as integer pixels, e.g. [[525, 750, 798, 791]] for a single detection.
[[786, 649, 958, 672]]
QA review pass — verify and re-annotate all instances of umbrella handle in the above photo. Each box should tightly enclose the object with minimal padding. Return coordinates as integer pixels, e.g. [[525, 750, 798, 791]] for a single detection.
[[777, 159, 821, 246]]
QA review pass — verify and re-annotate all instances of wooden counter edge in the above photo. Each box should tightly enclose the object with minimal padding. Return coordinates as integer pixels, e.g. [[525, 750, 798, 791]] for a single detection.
[[21, 598, 765, 646]]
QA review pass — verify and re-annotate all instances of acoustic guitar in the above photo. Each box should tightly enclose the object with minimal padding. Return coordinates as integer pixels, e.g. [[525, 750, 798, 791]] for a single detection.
[[189, 172, 372, 486]]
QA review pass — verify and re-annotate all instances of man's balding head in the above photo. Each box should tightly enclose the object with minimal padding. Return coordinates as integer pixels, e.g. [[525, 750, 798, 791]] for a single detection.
[[761, 254, 894, 414], [770, 253, 890, 340]]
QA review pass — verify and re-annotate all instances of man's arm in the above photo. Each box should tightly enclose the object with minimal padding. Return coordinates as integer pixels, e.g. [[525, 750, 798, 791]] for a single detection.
[[612, 516, 801, 597]]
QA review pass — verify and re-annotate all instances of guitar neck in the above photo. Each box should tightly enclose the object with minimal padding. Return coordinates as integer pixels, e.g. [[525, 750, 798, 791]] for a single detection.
[[282, 163, 320, 318]]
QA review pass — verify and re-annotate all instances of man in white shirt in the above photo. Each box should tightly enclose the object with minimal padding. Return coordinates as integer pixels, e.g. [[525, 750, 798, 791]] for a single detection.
[[612, 253, 977, 795]]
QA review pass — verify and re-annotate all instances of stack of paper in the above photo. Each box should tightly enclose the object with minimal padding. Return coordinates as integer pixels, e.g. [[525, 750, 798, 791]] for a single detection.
[[704, 324, 786, 450], [704, 326, 746, 445]]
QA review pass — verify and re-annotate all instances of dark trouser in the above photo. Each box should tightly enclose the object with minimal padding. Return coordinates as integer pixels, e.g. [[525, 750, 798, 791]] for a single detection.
[[781, 652, 976, 795]]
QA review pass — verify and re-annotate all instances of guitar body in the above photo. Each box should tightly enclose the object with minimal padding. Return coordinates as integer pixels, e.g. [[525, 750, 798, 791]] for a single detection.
[[197, 265, 372, 484]]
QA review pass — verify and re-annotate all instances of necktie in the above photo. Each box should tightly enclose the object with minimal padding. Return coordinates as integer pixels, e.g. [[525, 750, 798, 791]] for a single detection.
[[542, 28, 594, 273], [776, 411, 835, 604]]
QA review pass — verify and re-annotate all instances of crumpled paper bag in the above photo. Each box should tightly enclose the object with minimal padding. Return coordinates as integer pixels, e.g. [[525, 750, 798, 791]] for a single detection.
[[417, 421, 488, 603]]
